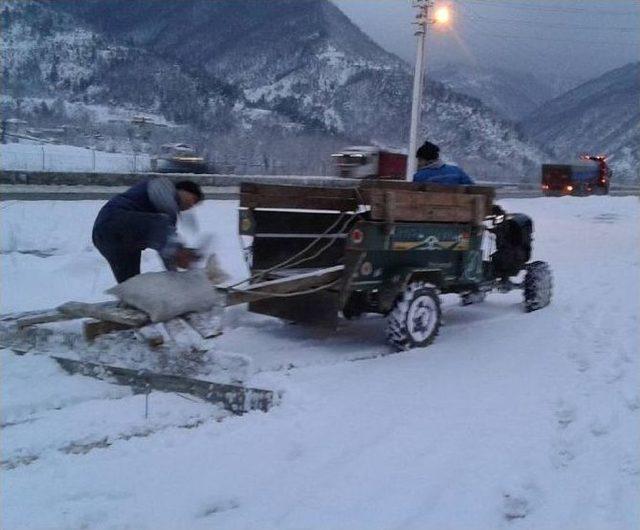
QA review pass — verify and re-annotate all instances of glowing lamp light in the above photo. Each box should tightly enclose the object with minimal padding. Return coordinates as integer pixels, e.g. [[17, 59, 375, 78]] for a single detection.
[[434, 6, 450, 25]]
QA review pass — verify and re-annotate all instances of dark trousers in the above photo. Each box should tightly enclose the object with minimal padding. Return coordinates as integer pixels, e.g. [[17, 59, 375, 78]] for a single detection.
[[93, 208, 172, 283]]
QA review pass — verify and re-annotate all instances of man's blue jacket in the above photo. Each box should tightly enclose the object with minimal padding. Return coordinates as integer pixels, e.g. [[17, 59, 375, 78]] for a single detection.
[[413, 162, 474, 186]]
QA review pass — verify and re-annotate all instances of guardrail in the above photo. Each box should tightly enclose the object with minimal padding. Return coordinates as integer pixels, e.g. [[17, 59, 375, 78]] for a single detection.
[[0, 170, 637, 201]]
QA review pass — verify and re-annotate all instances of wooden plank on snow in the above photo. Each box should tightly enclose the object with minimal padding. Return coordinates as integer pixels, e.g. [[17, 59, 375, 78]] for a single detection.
[[133, 323, 166, 347], [163, 318, 205, 351], [57, 301, 150, 327], [84, 319, 136, 341], [52, 356, 277, 415], [16, 310, 70, 329], [184, 307, 224, 339]]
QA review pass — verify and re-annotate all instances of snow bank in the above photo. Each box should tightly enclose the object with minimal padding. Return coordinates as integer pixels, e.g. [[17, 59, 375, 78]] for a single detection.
[[1, 196, 639, 530]]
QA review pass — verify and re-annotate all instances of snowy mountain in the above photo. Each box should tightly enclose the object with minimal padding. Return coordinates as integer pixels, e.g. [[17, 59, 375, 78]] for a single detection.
[[432, 64, 558, 121], [522, 62, 640, 182], [1, 0, 333, 169], [0, 1, 239, 129], [5, 0, 548, 179]]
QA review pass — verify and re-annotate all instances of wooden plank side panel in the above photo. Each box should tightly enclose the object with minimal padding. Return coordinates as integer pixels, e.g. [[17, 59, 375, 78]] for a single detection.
[[241, 194, 358, 211], [367, 189, 487, 223], [359, 179, 468, 194], [372, 204, 473, 223], [240, 183, 359, 211], [241, 183, 358, 198], [238, 181, 493, 212], [359, 180, 494, 211], [249, 210, 349, 235]]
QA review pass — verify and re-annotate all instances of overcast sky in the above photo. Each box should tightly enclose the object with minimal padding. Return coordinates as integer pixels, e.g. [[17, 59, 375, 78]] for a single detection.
[[332, 0, 640, 83]]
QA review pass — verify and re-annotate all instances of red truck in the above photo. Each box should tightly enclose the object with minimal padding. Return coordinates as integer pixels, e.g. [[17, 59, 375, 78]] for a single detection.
[[542, 155, 611, 196], [332, 146, 407, 179]]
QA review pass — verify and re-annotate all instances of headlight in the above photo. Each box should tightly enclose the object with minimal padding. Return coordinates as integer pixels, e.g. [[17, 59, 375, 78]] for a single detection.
[[360, 261, 373, 276]]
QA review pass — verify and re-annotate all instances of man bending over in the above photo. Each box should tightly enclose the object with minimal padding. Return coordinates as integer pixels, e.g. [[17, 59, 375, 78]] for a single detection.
[[92, 177, 204, 283]]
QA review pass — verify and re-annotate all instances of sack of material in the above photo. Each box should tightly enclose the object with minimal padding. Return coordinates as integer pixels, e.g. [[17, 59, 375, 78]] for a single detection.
[[107, 269, 223, 323]]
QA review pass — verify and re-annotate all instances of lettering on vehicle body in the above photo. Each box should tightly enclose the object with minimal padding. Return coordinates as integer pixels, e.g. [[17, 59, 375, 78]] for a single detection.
[[391, 225, 470, 251]]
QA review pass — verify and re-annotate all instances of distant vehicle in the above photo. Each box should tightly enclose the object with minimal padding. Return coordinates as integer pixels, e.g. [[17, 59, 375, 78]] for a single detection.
[[541, 155, 611, 196], [332, 146, 407, 179], [151, 143, 209, 174]]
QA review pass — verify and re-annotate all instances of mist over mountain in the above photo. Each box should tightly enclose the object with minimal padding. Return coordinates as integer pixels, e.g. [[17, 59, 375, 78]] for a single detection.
[[432, 64, 558, 121], [523, 62, 640, 182]]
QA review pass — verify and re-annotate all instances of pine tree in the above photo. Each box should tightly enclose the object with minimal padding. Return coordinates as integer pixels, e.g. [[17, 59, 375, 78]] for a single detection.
[[49, 55, 59, 85]]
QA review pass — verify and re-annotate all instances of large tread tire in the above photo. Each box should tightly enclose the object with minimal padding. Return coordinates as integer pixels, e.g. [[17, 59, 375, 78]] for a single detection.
[[386, 282, 441, 351], [524, 261, 553, 312]]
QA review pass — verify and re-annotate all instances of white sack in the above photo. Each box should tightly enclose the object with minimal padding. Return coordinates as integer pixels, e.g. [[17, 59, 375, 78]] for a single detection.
[[107, 269, 223, 323]]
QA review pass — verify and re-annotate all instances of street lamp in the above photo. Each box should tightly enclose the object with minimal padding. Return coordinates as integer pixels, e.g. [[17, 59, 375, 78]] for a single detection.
[[406, 1, 451, 180], [434, 6, 450, 25]]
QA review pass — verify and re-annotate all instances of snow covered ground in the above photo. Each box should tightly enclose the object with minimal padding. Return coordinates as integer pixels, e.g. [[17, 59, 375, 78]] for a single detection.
[[1, 196, 639, 530], [0, 143, 151, 173]]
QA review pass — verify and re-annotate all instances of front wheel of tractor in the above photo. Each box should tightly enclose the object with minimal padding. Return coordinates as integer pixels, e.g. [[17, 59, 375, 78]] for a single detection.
[[523, 261, 553, 312]]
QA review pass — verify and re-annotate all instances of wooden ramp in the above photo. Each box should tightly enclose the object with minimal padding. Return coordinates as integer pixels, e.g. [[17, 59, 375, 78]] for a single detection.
[[52, 357, 276, 415], [0, 302, 277, 415]]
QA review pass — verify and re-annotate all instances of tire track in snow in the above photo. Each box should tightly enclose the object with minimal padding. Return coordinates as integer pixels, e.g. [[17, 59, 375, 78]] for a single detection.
[[2, 391, 228, 471], [550, 272, 639, 482]]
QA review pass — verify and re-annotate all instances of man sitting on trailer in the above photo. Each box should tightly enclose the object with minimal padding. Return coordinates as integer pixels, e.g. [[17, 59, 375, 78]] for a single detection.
[[92, 177, 204, 283], [413, 140, 475, 186]]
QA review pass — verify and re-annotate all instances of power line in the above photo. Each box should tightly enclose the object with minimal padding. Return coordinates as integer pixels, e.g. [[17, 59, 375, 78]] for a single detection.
[[456, 19, 631, 65], [456, 9, 639, 32], [460, 21, 639, 45], [457, 0, 640, 16], [453, 4, 639, 46]]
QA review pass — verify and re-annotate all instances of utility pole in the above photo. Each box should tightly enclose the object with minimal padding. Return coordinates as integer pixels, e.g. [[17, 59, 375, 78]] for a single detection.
[[406, 0, 432, 180]]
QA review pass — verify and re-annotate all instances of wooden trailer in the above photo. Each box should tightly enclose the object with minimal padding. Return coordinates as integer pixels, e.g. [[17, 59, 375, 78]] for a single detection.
[[238, 180, 495, 329]]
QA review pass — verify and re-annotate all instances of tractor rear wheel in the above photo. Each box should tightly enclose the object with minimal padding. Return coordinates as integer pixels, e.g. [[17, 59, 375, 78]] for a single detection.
[[386, 282, 441, 351], [524, 261, 553, 312]]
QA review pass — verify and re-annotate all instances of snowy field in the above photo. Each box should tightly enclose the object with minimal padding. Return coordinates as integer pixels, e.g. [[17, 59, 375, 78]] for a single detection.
[[1, 196, 639, 530], [0, 143, 151, 173]]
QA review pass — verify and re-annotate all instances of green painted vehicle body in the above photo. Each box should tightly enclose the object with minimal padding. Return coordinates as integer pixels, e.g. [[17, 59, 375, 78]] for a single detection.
[[342, 220, 485, 312]]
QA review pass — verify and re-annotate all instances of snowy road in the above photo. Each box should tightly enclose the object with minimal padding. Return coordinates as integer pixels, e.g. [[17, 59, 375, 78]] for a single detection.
[[1, 197, 639, 530]]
